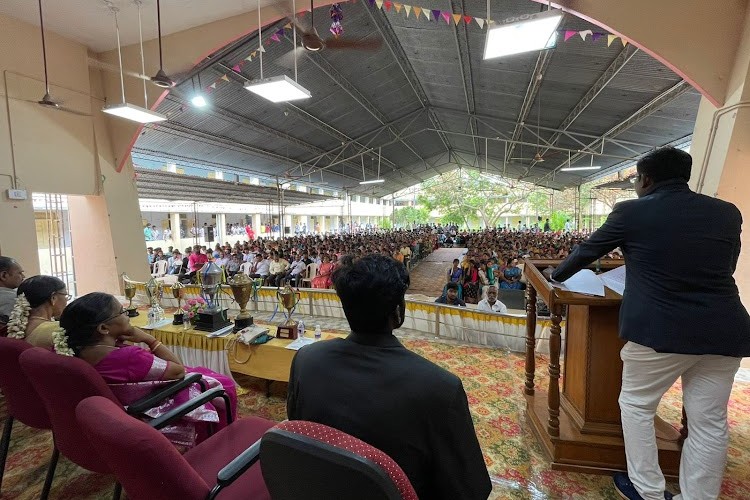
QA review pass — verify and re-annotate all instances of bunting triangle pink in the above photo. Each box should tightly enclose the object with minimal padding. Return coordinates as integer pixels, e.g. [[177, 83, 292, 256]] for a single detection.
[[232, 64, 241, 72], [271, 34, 280, 42], [564, 30, 576, 41], [441, 11, 450, 23]]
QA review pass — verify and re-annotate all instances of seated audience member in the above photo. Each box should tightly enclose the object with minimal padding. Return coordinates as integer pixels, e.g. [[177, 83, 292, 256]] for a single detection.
[[6, 276, 69, 348], [167, 250, 183, 275], [463, 260, 481, 304], [226, 254, 241, 277], [477, 285, 508, 314], [268, 252, 290, 287], [248, 254, 270, 280], [288, 255, 491, 499], [282, 255, 306, 287], [447, 258, 463, 283], [435, 282, 466, 307], [57, 292, 237, 449], [311, 254, 334, 289], [499, 257, 525, 290], [188, 244, 208, 273], [0, 256, 25, 320]]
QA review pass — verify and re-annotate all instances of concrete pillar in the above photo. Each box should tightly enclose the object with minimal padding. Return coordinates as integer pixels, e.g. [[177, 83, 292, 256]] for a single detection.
[[170, 212, 181, 247], [215, 213, 226, 243], [253, 214, 262, 237], [333, 215, 340, 232], [284, 215, 293, 236]]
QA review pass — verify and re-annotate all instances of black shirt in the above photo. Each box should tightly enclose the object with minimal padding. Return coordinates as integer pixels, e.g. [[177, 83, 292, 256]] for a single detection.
[[287, 332, 491, 500]]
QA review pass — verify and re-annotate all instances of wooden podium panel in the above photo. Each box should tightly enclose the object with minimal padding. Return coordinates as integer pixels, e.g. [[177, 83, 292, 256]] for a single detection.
[[522, 259, 682, 476]]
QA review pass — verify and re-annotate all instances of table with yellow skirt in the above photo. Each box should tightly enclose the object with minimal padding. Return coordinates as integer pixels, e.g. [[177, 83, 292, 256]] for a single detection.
[[131, 313, 343, 384]]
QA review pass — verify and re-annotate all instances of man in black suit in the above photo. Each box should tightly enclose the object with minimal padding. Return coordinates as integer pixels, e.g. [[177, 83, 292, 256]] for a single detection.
[[287, 254, 491, 500], [552, 147, 750, 500]]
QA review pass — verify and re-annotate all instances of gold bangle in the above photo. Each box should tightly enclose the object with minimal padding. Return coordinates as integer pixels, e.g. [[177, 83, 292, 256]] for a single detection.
[[149, 341, 163, 352]]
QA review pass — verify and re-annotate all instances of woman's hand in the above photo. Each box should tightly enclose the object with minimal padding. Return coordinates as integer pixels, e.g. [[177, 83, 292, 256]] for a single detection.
[[118, 327, 155, 345]]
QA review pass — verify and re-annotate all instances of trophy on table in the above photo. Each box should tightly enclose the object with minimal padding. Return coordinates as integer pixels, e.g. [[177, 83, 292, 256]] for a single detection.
[[122, 274, 139, 317], [229, 273, 255, 332], [194, 262, 231, 332], [276, 284, 301, 339], [145, 277, 165, 327], [171, 281, 185, 325]]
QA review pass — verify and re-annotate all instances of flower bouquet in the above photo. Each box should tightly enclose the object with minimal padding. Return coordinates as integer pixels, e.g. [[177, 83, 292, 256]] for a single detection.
[[181, 297, 206, 329]]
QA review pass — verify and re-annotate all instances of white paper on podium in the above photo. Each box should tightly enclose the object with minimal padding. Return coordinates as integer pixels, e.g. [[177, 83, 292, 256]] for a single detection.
[[285, 337, 316, 351], [557, 269, 606, 297], [599, 266, 626, 296]]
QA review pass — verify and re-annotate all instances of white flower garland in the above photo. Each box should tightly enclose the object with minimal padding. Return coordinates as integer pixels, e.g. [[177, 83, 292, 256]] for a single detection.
[[7, 293, 31, 339], [52, 326, 75, 357]]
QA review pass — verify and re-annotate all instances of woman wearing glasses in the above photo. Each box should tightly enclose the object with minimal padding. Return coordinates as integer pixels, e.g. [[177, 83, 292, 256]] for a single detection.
[[6, 275, 70, 349], [56, 292, 237, 449]]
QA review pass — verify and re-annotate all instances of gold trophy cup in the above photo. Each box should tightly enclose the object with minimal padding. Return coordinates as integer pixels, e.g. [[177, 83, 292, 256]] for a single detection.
[[122, 273, 139, 317], [229, 273, 255, 332], [276, 284, 301, 339], [172, 281, 185, 325]]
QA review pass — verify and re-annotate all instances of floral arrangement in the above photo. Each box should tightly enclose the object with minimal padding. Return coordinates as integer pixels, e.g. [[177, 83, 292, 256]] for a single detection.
[[52, 327, 75, 357], [181, 297, 206, 320], [7, 293, 31, 339]]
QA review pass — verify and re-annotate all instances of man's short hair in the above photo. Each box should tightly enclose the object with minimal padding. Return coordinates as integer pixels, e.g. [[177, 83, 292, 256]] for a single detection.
[[637, 146, 692, 183], [332, 254, 409, 333], [446, 282, 459, 291], [0, 257, 17, 273]]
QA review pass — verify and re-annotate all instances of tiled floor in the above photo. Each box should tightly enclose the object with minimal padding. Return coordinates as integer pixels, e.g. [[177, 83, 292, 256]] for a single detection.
[[407, 247, 467, 297]]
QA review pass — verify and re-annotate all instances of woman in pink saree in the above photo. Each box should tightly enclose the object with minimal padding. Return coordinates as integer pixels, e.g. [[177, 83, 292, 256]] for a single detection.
[[57, 292, 237, 450], [311, 254, 334, 288]]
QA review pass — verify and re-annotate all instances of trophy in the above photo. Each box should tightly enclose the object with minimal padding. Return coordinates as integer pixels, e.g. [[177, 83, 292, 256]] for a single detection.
[[145, 277, 165, 327], [229, 273, 254, 332], [171, 281, 185, 325], [194, 262, 231, 332], [276, 284, 301, 339], [122, 274, 139, 317]]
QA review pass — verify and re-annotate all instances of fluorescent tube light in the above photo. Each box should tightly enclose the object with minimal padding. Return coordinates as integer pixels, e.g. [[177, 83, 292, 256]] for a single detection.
[[360, 179, 385, 185], [191, 94, 207, 107], [244, 75, 311, 103], [560, 166, 602, 172], [102, 103, 167, 123], [483, 10, 563, 59]]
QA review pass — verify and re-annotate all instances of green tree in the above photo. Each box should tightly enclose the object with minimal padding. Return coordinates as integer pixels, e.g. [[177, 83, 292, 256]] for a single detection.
[[549, 210, 571, 231], [393, 206, 430, 227]]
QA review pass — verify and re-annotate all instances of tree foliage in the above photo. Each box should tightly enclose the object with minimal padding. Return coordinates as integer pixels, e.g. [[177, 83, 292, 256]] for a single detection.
[[417, 169, 535, 229], [393, 206, 430, 227]]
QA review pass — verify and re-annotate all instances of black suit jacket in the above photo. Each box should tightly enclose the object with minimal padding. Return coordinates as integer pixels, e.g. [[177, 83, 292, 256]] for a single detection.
[[553, 181, 750, 357], [287, 332, 491, 500]]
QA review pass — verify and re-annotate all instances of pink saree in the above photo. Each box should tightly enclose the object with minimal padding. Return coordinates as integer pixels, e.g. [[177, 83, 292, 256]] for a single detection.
[[95, 346, 238, 449]]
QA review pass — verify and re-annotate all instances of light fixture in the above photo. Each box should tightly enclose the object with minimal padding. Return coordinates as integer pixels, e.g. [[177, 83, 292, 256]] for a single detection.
[[191, 94, 207, 107], [483, 9, 562, 60], [245, 75, 311, 102], [245, 0, 311, 103], [359, 149, 384, 184], [560, 165, 601, 172], [360, 179, 385, 185], [101, 7, 166, 124]]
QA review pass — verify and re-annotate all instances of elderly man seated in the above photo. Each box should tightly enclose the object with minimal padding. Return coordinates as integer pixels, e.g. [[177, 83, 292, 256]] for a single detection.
[[477, 285, 507, 314], [0, 257, 25, 320], [288, 255, 491, 499]]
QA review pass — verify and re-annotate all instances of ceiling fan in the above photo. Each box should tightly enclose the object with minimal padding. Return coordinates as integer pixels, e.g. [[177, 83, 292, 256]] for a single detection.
[[26, 0, 90, 117], [277, 0, 383, 67]]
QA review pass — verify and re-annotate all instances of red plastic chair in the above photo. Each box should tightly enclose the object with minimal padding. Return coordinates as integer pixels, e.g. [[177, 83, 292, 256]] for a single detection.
[[260, 420, 418, 500], [0, 338, 55, 498], [76, 395, 275, 500], [18, 347, 212, 499]]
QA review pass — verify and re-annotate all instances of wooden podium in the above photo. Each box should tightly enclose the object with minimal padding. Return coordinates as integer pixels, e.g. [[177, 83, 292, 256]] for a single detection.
[[522, 259, 683, 476]]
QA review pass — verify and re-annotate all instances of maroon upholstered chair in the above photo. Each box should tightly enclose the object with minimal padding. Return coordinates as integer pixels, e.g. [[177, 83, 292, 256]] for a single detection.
[[76, 396, 275, 500], [260, 420, 418, 500], [0, 338, 55, 498], [18, 347, 210, 499]]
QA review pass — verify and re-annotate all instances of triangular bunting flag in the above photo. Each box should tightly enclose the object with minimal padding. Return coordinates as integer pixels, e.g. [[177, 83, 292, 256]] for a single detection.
[[592, 32, 603, 42], [564, 30, 576, 41], [475, 17, 484, 28], [245, 55, 253, 61], [394, 2, 402, 13], [622, 38, 628, 47], [251, 51, 257, 57], [578, 29, 592, 41], [413, 6, 421, 17], [452, 13, 461, 25], [375, 0, 383, 8], [404, 4, 411, 16], [276, 28, 285, 35], [270, 34, 280, 42], [209, 82, 217, 89], [284, 23, 292, 29], [232, 64, 241, 72], [607, 34, 618, 46], [259, 46, 266, 53], [368, 0, 375, 5], [463, 15, 472, 24], [384, 1, 392, 11], [432, 9, 441, 21], [220, 74, 229, 82], [441, 11, 450, 24]]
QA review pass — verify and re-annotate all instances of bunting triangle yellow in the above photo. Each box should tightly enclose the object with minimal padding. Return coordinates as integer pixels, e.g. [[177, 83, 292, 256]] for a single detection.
[[220, 74, 230, 82], [607, 34, 618, 47], [375, 0, 383, 9], [423, 8, 431, 20], [404, 4, 411, 17], [394, 2, 402, 13], [475, 17, 484, 28], [413, 6, 422, 17], [452, 13, 461, 25], [621, 38, 628, 47]]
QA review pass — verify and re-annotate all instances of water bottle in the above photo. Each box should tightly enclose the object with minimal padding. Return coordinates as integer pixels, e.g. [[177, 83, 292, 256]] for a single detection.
[[298, 320, 305, 338], [314, 324, 322, 341]]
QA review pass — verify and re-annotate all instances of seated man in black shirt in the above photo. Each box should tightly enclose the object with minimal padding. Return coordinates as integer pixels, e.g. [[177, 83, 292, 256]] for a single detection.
[[435, 281, 467, 307], [287, 254, 491, 500]]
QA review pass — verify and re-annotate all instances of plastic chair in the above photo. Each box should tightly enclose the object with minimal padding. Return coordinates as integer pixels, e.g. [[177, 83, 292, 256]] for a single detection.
[[76, 396, 275, 500], [152, 260, 169, 277], [260, 420, 418, 500], [301, 263, 318, 288], [19, 347, 214, 499], [0, 338, 55, 498]]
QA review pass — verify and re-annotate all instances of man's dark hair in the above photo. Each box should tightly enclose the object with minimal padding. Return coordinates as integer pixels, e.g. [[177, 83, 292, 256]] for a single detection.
[[332, 254, 409, 333], [446, 282, 459, 291], [0, 257, 17, 273], [637, 146, 692, 183]]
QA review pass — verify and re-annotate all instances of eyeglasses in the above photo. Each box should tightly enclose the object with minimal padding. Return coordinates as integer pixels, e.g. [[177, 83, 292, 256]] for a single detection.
[[53, 292, 72, 300], [101, 309, 128, 323], [629, 174, 642, 184]]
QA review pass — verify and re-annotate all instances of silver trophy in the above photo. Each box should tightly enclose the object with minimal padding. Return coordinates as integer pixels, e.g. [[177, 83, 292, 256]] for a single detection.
[[145, 277, 165, 326], [199, 262, 223, 312]]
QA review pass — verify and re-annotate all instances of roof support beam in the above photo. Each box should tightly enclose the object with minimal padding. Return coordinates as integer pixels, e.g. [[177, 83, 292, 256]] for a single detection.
[[505, 48, 555, 162], [535, 80, 692, 184], [449, 0, 479, 158], [524, 45, 639, 173], [359, 0, 451, 152]]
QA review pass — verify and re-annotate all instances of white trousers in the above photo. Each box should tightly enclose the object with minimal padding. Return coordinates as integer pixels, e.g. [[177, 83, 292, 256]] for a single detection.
[[618, 341, 741, 500]]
